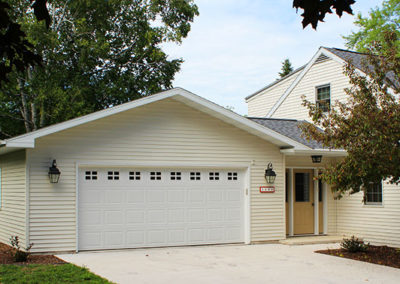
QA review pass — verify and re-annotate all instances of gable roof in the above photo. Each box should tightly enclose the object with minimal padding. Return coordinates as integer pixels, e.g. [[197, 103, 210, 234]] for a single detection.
[[0, 87, 317, 155], [264, 47, 371, 118], [248, 117, 324, 149]]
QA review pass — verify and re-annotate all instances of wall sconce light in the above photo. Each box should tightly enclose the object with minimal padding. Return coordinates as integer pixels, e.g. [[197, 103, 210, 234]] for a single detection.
[[311, 155, 322, 163], [48, 160, 61, 183], [264, 162, 276, 184]]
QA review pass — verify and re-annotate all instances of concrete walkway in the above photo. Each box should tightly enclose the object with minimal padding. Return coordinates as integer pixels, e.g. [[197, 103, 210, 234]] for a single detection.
[[58, 243, 400, 284]]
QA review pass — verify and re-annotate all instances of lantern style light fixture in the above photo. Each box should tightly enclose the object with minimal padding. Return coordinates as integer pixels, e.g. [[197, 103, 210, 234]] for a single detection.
[[264, 162, 276, 184], [311, 155, 323, 163], [48, 160, 61, 183]]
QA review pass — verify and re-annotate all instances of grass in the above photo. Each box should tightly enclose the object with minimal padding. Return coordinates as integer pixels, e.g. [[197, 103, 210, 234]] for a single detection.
[[0, 263, 113, 284]]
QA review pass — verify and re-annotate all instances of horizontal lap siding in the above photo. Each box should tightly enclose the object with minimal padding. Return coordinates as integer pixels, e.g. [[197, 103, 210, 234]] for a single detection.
[[272, 59, 351, 120], [247, 73, 298, 117], [337, 183, 400, 247], [0, 151, 26, 246], [28, 99, 285, 252]]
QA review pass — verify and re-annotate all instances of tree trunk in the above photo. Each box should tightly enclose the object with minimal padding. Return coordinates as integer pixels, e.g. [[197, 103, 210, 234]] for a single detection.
[[18, 78, 32, 133], [31, 102, 37, 131], [39, 102, 46, 128]]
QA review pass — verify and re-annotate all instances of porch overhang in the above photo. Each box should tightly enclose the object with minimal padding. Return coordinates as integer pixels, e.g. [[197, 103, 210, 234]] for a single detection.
[[280, 148, 347, 157]]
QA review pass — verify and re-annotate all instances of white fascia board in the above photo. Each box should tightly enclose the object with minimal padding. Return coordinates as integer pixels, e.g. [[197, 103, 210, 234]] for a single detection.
[[4, 141, 35, 148], [2, 87, 309, 151], [281, 148, 347, 157]]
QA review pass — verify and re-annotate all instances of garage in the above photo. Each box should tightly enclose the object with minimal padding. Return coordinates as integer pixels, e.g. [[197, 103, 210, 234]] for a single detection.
[[78, 168, 245, 250]]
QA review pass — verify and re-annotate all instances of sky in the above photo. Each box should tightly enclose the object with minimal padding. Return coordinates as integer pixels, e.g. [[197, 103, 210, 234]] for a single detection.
[[163, 0, 383, 115]]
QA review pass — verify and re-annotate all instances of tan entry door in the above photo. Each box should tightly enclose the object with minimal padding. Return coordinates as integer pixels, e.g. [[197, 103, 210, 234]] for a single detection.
[[293, 170, 314, 235]]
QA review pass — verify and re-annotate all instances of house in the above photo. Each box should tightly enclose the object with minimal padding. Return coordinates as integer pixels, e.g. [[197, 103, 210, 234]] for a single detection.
[[0, 88, 345, 253], [0, 48, 398, 254], [246, 47, 400, 248]]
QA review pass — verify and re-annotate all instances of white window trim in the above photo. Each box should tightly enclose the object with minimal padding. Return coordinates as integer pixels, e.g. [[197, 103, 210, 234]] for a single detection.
[[364, 181, 384, 207], [315, 84, 331, 112]]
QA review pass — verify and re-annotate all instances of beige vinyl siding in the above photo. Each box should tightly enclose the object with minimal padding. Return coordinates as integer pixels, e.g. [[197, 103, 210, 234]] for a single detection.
[[272, 59, 351, 120], [337, 182, 400, 247], [0, 150, 26, 246], [27, 98, 285, 252], [247, 71, 299, 117]]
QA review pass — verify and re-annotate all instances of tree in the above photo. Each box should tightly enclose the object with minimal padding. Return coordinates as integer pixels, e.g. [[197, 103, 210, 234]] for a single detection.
[[300, 30, 400, 199], [344, 0, 400, 53], [279, 59, 294, 78], [293, 0, 355, 29], [0, 0, 198, 138], [0, 0, 49, 86]]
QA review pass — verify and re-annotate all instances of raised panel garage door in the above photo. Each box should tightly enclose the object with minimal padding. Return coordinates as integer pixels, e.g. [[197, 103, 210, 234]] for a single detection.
[[78, 168, 245, 250]]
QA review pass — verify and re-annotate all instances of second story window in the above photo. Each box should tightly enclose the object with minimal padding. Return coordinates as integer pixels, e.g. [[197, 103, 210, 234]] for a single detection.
[[316, 85, 330, 112]]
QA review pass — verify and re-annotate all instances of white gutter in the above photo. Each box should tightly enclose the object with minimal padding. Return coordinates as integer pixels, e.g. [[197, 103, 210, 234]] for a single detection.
[[280, 148, 347, 157]]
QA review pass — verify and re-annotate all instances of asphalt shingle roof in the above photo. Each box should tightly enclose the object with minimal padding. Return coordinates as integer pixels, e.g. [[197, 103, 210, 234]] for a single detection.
[[325, 47, 398, 87], [248, 117, 324, 149]]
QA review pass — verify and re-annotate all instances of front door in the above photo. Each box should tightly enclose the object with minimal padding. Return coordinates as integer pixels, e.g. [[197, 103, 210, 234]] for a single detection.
[[293, 170, 314, 235]]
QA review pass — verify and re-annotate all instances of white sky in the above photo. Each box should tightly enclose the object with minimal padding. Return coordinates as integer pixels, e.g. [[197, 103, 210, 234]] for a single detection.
[[163, 0, 382, 115]]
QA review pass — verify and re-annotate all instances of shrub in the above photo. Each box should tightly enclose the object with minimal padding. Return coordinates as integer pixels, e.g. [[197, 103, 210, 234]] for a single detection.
[[9, 236, 33, 262], [341, 236, 369, 253]]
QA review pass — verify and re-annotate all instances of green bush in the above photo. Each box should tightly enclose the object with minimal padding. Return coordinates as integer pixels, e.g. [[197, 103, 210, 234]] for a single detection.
[[341, 236, 369, 253]]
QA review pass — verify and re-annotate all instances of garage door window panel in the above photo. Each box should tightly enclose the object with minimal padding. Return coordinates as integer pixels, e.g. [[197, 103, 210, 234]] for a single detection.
[[170, 172, 182, 180], [190, 172, 201, 180], [129, 171, 141, 180], [209, 172, 220, 180], [108, 171, 119, 180], [228, 172, 238, 180], [85, 171, 98, 180], [150, 172, 161, 180]]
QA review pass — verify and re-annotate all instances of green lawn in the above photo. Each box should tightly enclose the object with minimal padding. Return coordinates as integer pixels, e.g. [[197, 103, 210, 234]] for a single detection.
[[0, 264, 113, 284]]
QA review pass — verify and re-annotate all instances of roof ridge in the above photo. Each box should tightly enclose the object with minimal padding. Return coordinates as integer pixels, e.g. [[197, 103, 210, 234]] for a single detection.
[[325, 47, 371, 56]]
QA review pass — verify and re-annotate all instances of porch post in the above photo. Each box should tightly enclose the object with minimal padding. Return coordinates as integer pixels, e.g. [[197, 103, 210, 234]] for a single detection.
[[323, 182, 328, 235], [313, 169, 319, 235], [288, 168, 294, 236]]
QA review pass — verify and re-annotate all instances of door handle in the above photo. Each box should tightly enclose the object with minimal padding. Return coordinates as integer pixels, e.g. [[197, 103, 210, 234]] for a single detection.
[[312, 202, 314, 206]]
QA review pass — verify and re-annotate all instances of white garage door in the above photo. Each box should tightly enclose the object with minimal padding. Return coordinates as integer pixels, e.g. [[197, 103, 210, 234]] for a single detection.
[[78, 168, 245, 250]]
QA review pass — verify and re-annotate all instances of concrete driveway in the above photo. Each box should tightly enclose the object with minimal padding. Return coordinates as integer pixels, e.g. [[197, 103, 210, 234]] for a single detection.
[[58, 243, 400, 284]]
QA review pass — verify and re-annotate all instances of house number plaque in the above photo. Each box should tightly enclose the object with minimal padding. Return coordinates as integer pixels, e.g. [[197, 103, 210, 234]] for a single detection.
[[260, 186, 275, 193]]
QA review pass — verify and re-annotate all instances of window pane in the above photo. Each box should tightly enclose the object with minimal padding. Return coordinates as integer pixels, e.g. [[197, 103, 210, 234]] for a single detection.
[[316, 86, 330, 112], [365, 182, 382, 204], [295, 173, 310, 202], [318, 179, 323, 202]]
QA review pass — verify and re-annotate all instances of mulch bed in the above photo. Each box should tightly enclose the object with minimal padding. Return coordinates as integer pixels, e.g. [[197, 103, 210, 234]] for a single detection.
[[0, 242, 66, 265], [316, 245, 400, 269]]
